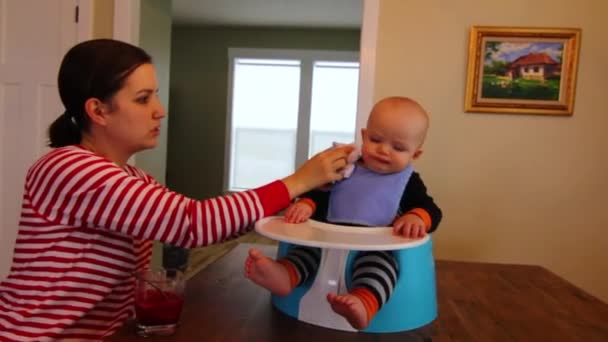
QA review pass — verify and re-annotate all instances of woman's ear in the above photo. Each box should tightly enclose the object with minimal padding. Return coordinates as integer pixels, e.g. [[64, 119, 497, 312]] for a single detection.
[[84, 98, 108, 126]]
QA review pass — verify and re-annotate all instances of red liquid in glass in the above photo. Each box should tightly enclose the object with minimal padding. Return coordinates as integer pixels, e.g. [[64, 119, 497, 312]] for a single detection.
[[135, 289, 184, 326]]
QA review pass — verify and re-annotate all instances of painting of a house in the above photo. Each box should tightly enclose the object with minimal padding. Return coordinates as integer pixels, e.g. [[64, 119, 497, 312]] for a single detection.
[[465, 26, 581, 115], [481, 41, 564, 100], [506, 52, 560, 81]]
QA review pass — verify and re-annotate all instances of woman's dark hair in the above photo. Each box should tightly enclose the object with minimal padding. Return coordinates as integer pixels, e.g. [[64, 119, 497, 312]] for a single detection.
[[48, 39, 152, 147]]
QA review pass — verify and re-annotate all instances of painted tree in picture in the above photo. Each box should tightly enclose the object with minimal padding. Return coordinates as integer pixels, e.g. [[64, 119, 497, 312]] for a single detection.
[[482, 41, 564, 100]]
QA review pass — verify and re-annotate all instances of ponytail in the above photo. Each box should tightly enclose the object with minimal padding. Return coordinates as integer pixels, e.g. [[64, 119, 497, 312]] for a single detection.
[[48, 111, 82, 148]]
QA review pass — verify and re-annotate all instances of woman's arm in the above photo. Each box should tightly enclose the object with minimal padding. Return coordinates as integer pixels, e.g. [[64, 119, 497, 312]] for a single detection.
[[27, 145, 353, 248]]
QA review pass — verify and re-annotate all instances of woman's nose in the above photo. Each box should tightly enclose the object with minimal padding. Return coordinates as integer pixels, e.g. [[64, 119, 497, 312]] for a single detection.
[[157, 105, 166, 118], [154, 98, 166, 118]]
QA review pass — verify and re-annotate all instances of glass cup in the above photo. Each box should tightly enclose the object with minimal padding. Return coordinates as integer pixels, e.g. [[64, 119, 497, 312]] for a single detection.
[[134, 268, 186, 337]]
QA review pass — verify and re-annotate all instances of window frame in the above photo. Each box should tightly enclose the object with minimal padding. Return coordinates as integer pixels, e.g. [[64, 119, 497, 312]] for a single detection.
[[224, 48, 359, 193]]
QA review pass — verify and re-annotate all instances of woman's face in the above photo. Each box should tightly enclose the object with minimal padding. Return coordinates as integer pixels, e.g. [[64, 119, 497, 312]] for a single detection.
[[104, 63, 166, 155]]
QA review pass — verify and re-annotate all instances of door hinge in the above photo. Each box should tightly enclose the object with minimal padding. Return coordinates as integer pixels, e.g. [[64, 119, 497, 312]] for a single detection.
[[75, 5, 79, 23]]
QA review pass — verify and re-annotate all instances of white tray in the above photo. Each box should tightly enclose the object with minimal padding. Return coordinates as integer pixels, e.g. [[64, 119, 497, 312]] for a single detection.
[[255, 216, 429, 251]]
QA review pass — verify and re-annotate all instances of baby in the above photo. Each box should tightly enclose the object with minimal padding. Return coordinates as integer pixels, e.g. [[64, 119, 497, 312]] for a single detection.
[[245, 96, 442, 329]]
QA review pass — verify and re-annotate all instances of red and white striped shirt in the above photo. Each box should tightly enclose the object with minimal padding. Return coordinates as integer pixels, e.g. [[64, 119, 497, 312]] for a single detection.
[[0, 145, 290, 341]]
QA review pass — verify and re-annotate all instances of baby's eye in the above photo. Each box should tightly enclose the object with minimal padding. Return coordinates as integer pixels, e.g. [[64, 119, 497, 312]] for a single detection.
[[370, 137, 381, 143], [393, 145, 407, 152]]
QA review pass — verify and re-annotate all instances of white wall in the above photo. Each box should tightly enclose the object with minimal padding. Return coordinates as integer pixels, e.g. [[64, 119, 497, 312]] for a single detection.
[[374, 0, 608, 302]]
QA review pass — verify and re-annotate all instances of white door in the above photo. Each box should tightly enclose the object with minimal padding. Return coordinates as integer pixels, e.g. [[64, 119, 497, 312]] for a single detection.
[[0, 0, 90, 278]]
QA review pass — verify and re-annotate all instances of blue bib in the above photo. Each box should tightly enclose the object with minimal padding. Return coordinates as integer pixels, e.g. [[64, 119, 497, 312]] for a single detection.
[[327, 165, 413, 226]]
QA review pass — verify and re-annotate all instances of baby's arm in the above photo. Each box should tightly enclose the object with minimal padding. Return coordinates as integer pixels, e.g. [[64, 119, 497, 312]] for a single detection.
[[393, 172, 443, 238], [284, 143, 356, 224], [393, 213, 427, 238], [284, 188, 331, 223]]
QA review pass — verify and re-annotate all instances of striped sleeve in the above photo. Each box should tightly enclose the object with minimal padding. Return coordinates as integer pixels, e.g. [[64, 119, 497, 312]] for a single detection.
[[26, 147, 291, 248]]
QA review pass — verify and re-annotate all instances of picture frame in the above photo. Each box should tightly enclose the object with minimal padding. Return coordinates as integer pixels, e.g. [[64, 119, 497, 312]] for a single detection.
[[464, 26, 581, 115]]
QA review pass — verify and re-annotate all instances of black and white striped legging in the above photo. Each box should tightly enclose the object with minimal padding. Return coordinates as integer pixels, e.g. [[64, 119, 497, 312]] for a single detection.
[[283, 246, 399, 308]]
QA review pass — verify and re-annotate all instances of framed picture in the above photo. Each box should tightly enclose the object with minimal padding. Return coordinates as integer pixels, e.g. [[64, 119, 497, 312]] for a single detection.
[[465, 26, 581, 115]]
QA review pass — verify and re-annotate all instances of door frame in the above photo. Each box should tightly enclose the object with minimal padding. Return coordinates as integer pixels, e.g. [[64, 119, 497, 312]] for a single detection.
[[113, 0, 140, 44], [112, 0, 379, 145], [355, 0, 379, 147], [77, 0, 94, 41], [109, 0, 379, 269]]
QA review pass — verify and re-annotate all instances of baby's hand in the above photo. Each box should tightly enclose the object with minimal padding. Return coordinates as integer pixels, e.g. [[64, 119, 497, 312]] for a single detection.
[[284, 202, 314, 223], [393, 213, 427, 238]]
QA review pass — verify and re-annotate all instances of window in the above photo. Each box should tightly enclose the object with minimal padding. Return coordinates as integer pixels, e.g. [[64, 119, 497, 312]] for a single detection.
[[226, 49, 359, 192], [309, 61, 360, 157]]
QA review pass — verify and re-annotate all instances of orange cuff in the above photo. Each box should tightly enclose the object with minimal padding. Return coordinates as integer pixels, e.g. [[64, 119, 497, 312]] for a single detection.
[[278, 259, 300, 289], [296, 197, 316, 214], [406, 208, 432, 231], [350, 287, 379, 323]]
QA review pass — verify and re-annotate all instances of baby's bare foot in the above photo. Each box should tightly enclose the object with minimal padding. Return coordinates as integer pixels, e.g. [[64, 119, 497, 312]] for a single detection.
[[327, 292, 369, 330], [244, 248, 292, 296]]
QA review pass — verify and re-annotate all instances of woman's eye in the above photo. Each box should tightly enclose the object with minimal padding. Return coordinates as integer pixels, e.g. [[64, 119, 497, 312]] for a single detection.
[[136, 96, 149, 104]]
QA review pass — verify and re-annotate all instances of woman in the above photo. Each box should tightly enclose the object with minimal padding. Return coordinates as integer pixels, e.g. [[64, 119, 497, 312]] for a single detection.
[[0, 39, 353, 341]]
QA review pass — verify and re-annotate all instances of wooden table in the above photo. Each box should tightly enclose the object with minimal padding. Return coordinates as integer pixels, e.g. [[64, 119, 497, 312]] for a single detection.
[[111, 243, 608, 341]]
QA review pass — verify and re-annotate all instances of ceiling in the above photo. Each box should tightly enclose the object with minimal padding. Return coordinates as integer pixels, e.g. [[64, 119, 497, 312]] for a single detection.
[[172, 0, 363, 29]]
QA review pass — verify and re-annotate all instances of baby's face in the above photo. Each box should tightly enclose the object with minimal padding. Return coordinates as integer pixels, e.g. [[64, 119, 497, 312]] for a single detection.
[[360, 106, 424, 174]]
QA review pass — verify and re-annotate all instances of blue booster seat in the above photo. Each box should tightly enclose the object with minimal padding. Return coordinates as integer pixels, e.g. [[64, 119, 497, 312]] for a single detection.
[[271, 237, 437, 332]]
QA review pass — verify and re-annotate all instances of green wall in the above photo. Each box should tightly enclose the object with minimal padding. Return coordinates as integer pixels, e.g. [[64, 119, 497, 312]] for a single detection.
[[137, 0, 172, 268], [168, 26, 360, 199], [137, 0, 172, 186]]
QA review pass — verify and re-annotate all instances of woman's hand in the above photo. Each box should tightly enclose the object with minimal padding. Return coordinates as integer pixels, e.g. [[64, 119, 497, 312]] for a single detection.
[[281, 144, 355, 199]]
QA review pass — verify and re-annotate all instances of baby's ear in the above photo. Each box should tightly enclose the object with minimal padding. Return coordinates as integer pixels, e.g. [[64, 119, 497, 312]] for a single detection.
[[412, 149, 424, 160]]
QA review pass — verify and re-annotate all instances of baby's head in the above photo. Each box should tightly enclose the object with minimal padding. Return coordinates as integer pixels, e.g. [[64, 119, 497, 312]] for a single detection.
[[360, 96, 429, 174]]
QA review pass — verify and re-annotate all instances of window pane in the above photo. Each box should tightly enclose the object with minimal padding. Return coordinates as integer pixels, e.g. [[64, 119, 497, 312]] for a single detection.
[[230, 59, 300, 190], [309, 61, 359, 157]]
